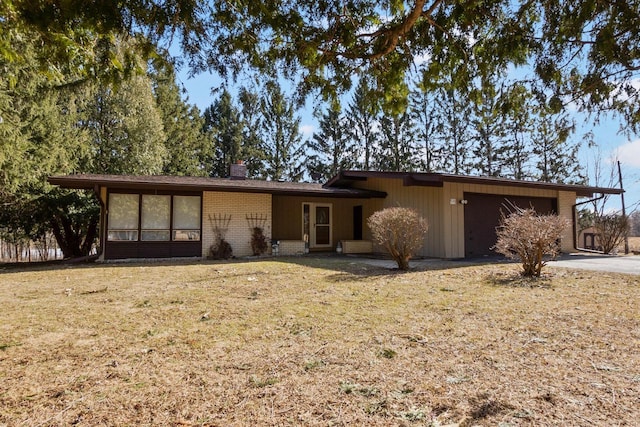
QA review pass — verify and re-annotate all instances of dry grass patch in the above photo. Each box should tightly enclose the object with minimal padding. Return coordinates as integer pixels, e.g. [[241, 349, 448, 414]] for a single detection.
[[0, 258, 638, 426]]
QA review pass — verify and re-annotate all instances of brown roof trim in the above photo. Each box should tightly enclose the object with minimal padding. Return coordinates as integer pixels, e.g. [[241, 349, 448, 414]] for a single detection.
[[47, 174, 387, 199], [324, 170, 623, 198]]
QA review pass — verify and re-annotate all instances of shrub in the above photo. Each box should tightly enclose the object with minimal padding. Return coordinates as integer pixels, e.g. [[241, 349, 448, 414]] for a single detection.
[[593, 213, 629, 254], [367, 207, 429, 270], [209, 235, 233, 259], [494, 207, 569, 277], [250, 227, 269, 256]]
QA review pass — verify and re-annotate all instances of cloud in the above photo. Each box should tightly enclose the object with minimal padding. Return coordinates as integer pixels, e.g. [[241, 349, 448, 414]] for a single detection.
[[413, 51, 431, 66], [300, 124, 315, 136], [614, 139, 640, 167]]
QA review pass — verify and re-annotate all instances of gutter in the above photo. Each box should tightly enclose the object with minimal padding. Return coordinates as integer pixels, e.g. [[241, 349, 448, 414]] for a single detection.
[[572, 193, 606, 254], [93, 185, 105, 260]]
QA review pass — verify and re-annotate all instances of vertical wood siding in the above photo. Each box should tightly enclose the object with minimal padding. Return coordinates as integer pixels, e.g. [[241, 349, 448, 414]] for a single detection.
[[352, 178, 576, 259], [272, 196, 383, 244], [354, 178, 445, 258]]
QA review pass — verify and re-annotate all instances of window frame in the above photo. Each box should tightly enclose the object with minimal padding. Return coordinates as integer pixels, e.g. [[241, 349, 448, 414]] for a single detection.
[[107, 191, 202, 243], [140, 194, 172, 241], [172, 195, 202, 241]]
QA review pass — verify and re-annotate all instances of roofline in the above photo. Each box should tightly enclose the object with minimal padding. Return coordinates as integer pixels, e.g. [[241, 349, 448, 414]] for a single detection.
[[47, 174, 387, 199], [325, 170, 624, 198]]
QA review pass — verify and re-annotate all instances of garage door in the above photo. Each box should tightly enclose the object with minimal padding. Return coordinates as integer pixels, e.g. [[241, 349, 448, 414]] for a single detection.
[[463, 193, 557, 258]]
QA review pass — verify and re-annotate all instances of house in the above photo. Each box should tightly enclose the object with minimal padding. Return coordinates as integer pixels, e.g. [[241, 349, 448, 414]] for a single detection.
[[48, 167, 623, 260]]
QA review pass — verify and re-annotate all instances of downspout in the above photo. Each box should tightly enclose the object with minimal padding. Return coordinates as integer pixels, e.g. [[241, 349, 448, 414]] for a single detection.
[[572, 193, 606, 253], [93, 185, 105, 260]]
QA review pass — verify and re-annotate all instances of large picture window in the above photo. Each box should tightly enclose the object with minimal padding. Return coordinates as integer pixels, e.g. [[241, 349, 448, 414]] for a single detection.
[[141, 195, 171, 241], [107, 193, 201, 242], [108, 194, 139, 241], [173, 195, 201, 241]]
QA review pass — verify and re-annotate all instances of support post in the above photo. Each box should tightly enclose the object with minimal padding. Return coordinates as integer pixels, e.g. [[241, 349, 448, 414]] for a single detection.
[[618, 161, 629, 255]]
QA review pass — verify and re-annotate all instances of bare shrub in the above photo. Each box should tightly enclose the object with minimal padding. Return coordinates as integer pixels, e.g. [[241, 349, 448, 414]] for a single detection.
[[593, 213, 629, 254], [209, 233, 233, 259], [208, 213, 233, 259], [367, 207, 428, 270], [250, 227, 269, 256], [494, 207, 569, 277]]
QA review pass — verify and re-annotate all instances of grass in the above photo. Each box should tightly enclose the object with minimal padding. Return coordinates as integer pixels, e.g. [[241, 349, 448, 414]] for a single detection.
[[0, 257, 638, 426]]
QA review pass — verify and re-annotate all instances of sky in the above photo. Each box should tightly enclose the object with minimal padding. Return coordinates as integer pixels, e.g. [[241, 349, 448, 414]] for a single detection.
[[174, 68, 640, 213]]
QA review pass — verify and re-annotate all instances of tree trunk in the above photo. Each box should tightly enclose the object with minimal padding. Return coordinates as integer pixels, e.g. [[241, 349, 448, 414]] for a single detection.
[[50, 212, 99, 259]]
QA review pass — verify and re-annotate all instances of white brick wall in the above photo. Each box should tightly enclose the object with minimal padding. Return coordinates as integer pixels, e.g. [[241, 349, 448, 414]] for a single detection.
[[202, 191, 272, 258], [558, 191, 577, 252], [277, 240, 306, 256]]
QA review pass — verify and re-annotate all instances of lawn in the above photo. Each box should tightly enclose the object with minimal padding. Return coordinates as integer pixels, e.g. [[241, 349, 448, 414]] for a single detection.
[[0, 257, 638, 426]]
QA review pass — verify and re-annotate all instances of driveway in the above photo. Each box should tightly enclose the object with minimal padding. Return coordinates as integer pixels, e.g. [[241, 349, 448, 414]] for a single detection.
[[549, 253, 640, 275]]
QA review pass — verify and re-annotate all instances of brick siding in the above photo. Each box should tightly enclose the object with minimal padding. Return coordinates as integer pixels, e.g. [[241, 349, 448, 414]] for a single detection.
[[202, 192, 272, 258]]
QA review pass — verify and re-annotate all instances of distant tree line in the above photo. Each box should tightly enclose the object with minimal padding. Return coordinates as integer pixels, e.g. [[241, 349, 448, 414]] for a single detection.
[[629, 212, 640, 237]]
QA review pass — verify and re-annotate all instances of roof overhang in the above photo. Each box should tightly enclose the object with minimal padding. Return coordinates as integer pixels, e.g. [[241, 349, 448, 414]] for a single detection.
[[324, 170, 623, 198], [47, 174, 388, 199]]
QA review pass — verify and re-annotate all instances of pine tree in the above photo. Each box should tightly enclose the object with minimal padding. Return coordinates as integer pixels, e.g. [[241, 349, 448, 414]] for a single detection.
[[0, 32, 98, 258], [409, 76, 441, 172], [433, 86, 473, 175], [260, 81, 303, 181], [306, 104, 355, 180], [85, 74, 168, 175], [531, 107, 584, 184], [238, 87, 267, 178], [346, 78, 379, 170], [376, 110, 416, 172], [151, 64, 209, 176], [501, 83, 533, 180], [470, 79, 507, 177], [202, 89, 243, 177]]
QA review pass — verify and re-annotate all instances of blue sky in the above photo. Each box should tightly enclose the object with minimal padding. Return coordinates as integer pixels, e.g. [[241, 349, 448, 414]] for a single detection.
[[175, 68, 640, 213]]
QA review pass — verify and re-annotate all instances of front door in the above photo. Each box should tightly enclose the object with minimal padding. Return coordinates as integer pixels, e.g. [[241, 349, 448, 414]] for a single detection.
[[303, 203, 332, 249]]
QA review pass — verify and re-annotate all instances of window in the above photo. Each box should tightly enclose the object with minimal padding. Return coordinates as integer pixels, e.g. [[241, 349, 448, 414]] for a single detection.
[[173, 196, 201, 241], [141, 195, 170, 241], [107, 194, 139, 241], [107, 193, 201, 242]]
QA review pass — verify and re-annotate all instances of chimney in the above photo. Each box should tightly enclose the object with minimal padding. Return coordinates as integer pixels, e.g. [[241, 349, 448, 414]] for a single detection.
[[229, 160, 247, 180]]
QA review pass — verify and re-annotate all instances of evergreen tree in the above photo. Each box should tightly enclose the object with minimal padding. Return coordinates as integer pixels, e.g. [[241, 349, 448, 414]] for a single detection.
[[0, 32, 98, 258], [409, 75, 441, 172], [238, 87, 267, 178], [84, 74, 168, 175], [433, 86, 473, 175], [151, 64, 209, 176], [346, 78, 379, 170], [202, 89, 243, 177], [470, 79, 507, 177], [376, 110, 416, 172], [260, 81, 303, 181], [306, 104, 355, 181], [501, 83, 533, 180], [531, 107, 583, 184]]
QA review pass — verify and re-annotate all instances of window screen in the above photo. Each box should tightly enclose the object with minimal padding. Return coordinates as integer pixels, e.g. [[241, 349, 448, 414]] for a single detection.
[[108, 194, 139, 241], [141, 195, 170, 241], [173, 196, 201, 240]]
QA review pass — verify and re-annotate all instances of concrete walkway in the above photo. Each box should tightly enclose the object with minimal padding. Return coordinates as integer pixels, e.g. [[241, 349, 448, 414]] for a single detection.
[[348, 253, 640, 275], [548, 253, 640, 275]]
